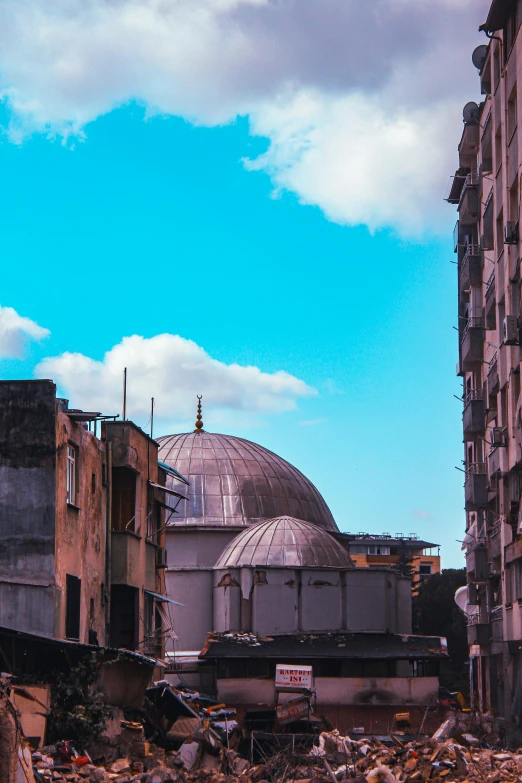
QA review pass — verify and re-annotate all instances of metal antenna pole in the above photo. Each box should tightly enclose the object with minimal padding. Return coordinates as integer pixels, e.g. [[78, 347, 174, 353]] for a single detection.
[[123, 367, 127, 421], [151, 397, 155, 439]]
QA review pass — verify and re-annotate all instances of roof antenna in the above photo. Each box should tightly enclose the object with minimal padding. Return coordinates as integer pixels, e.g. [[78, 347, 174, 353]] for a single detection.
[[194, 395, 204, 434], [123, 367, 127, 421]]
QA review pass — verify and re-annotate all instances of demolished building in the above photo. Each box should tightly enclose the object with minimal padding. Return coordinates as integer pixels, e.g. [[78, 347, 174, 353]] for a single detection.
[[0, 379, 185, 657]]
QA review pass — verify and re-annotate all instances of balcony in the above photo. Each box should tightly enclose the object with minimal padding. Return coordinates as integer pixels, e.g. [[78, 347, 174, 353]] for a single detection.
[[458, 174, 480, 223], [142, 634, 163, 659], [489, 523, 502, 560], [487, 354, 499, 399], [465, 464, 488, 510], [463, 389, 485, 436], [466, 612, 490, 645], [111, 530, 141, 588], [460, 123, 480, 158], [447, 170, 468, 204], [454, 220, 477, 261], [461, 317, 484, 370], [488, 445, 504, 477], [485, 272, 496, 329], [466, 536, 489, 581], [459, 245, 483, 292]]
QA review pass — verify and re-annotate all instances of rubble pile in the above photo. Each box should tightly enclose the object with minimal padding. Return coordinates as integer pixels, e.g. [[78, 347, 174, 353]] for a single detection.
[[30, 726, 522, 783]]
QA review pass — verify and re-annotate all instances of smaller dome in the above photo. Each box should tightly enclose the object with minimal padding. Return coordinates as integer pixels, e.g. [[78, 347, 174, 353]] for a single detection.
[[215, 516, 354, 569]]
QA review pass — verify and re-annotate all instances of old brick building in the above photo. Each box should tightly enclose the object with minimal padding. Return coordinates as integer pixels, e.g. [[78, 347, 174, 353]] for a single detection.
[[0, 379, 181, 657]]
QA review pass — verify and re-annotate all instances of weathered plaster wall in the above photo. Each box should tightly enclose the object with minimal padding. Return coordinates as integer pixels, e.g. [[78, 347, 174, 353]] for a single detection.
[[54, 410, 108, 644], [0, 381, 57, 636], [216, 676, 439, 706], [103, 422, 164, 651]]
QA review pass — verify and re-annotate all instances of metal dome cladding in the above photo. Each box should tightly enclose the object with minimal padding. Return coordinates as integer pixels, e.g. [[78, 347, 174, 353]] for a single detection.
[[215, 516, 353, 568], [156, 431, 338, 531]]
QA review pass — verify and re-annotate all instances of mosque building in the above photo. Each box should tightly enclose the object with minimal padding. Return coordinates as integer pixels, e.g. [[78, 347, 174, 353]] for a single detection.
[[156, 401, 447, 712]]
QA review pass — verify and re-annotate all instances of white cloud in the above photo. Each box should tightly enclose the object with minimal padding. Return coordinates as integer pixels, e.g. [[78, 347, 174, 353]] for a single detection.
[[412, 508, 433, 522], [35, 333, 316, 425], [0, 0, 490, 233], [0, 305, 50, 358]]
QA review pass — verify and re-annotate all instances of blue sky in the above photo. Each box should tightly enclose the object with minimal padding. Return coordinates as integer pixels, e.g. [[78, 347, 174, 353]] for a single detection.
[[0, 0, 491, 567]]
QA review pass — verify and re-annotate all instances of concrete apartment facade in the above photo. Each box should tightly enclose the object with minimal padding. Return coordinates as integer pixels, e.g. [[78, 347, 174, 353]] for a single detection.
[[449, 0, 522, 731], [0, 379, 172, 658]]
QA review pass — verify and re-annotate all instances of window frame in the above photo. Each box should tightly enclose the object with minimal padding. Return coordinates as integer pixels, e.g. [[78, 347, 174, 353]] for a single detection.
[[66, 443, 78, 506]]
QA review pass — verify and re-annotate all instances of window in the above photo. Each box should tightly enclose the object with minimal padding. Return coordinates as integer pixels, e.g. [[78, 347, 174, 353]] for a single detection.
[[66, 574, 81, 640], [506, 565, 513, 604], [66, 444, 77, 505], [508, 91, 518, 142], [111, 467, 137, 531], [418, 564, 432, 582], [410, 660, 439, 677], [367, 545, 390, 555], [515, 562, 522, 600]]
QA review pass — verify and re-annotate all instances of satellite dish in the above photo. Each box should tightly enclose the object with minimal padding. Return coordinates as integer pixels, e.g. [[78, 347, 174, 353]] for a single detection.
[[472, 44, 488, 71], [463, 101, 480, 124], [454, 585, 479, 618]]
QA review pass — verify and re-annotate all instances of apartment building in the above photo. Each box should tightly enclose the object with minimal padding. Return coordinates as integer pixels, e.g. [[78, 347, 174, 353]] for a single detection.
[[339, 532, 440, 586], [0, 379, 180, 658], [449, 0, 522, 730]]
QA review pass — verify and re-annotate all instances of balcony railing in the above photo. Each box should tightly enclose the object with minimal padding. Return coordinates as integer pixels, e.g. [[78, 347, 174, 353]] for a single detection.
[[485, 269, 495, 297], [490, 519, 502, 537], [464, 173, 480, 187], [490, 605, 503, 621], [459, 243, 481, 275], [466, 536, 487, 554], [464, 388, 483, 407], [466, 463, 487, 480], [461, 316, 484, 342], [467, 612, 488, 626]]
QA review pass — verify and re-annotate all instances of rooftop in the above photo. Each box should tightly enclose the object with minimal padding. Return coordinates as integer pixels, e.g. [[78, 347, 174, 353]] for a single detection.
[[200, 632, 448, 660]]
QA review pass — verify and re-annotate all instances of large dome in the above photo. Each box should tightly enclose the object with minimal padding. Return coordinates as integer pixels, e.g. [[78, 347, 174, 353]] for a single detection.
[[216, 516, 353, 569], [157, 431, 338, 532]]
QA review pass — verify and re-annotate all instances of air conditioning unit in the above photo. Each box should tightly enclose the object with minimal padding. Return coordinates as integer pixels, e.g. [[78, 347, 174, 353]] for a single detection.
[[156, 547, 168, 569], [504, 315, 519, 345], [504, 221, 519, 244], [492, 426, 505, 447]]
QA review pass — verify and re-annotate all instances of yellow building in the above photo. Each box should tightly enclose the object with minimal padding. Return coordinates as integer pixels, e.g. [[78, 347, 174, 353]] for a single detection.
[[336, 533, 440, 587]]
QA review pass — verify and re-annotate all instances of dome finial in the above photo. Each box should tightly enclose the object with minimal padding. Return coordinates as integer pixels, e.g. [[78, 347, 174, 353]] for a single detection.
[[194, 395, 204, 433]]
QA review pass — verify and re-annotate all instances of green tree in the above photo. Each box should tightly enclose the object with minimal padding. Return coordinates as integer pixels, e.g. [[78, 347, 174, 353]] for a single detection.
[[412, 568, 469, 694], [396, 549, 415, 578], [47, 652, 113, 749]]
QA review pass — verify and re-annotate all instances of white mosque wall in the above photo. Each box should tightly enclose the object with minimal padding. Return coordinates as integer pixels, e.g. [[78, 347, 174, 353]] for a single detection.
[[166, 528, 238, 568], [301, 570, 343, 631], [251, 568, 299, 634], [397, 576, 413, 634], [166, 568, 214, 651], [213, 567, 413, 636]]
